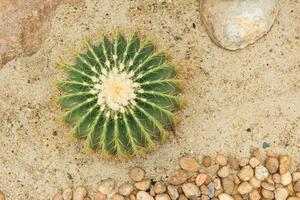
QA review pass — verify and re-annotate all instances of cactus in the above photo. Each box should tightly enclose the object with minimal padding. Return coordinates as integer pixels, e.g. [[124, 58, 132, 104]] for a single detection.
[[57, 33, 182, 157]]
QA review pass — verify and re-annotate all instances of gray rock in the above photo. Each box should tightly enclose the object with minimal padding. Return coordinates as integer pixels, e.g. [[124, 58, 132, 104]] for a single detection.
[[200, 0, 280, 50]]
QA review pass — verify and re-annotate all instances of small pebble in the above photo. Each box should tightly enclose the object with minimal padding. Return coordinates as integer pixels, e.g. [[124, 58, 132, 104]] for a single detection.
[[232, 194, 243, 200], [73, 186, 87, 200], [249, 158, 260, 168], [261, 189, 274, 199], [294, 180, 300, 192], [279, 155, 292, 175], [222, 178, 234, 194], [228, 156, 239, 170], [216, 154, 228, 166], [168, 170, 190, 185], [200, 185, 209, 196], [201, 195, 209, 200], [249, 177, 261, 188], [261, 182, 275, 191], [154, 181, 167, 194], [238, 166, 254, 181], [237, 182, 253, 195], [281, 172, 292, 186], [135, 179, 151, 191], [0, 192, 4, 200], [155, 194, 170, 200], [63, 188, 73, 200], [239, 157, 249, 167], [130, 167, 145, 182], [265, 157, 279, 174], [255, 165, 269, 181], [207, 182, 216, 198], [202, 155, 212, 167], [98, 178, 116, 195], [94, 192, 107, 200], [179, 158, 200, 172], [196, 173, 208, 186], [274, 187, 289, 200], [213, 178, 221, 190], [218, 193, 234, 200], [293, 172, 300, 182], [182, 183, 201, 198], [112, 194, 125, 200], [178, 194, 188, 200], [218, 166, 230, 178], [118, 183, 134, 196], [137, 191, 154, 200], [167, 185, 179, 200], [249, 190, 261, 200], [273, 173, 281, 184]]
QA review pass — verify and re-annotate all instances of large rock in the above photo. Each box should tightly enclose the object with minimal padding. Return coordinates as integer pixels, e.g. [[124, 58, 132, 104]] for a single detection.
[[200, 0, 280, 50], [0, 0, 81, 67]]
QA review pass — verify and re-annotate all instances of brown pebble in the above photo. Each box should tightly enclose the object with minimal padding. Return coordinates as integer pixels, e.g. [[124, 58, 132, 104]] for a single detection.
[[119, 183, 134, 196], [155, 194, 171, 200], [179, 158, 200, 172], [136, 191, 154, 200], [130, 167, 145, 182], [200, 185, 209, 196], [265, 157, 279, 174], [249, 190, 260, 200], [130, 194, 136, 200], [73, 186, 87, 200], [0, 192, 4, 200], [216, 154, 228, 166], [261, 189, 274, 199], [294, 180, 300, 192], [261, 182, 275, 191], [239, 157, 249, 167], [99, 179, 116, 195], [279, 155, 292, 175], [196, 174, 208, 186], [273, 173, 281, 184], [293, 172, 300, 182], [178, 194, 188, 200], [249, 177, 261, 188], [94, 192, 107, 200], [218, 166, 230, 178], [167, 185, 179, 200], [228, 156, 239, 170], [201, 195, 210, 200], [222, 178, 235, 194], [237, 182, 253, 195], [202, 155, 212, 167], [112, 194, 125, 200], [238, 166, 254, 181], [182, 183, 200, 198], [232, 194, 243, 200], [214, 178, 222, 190], [154, 181, 167, 194], [168, 170, 190, 185], [204, 175, 213, 185], [249, 158, 260, 168], [135, 179, 151, 191], [62, 188, 73, 200]]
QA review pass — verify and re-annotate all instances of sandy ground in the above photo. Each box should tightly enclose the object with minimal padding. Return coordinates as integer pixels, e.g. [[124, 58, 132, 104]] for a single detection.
[[0, 0, 299, 199]]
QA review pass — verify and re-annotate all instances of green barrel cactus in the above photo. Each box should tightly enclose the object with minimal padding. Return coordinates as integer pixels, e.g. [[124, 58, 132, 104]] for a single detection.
[[57, 33, 182, 157]]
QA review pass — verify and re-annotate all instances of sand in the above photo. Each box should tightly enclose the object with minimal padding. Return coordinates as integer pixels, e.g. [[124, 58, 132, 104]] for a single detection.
[[0, 0, 299, 199]]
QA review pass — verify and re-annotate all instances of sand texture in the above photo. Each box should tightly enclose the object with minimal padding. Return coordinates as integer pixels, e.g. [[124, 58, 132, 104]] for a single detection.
[[0, 0, 299, 199]]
